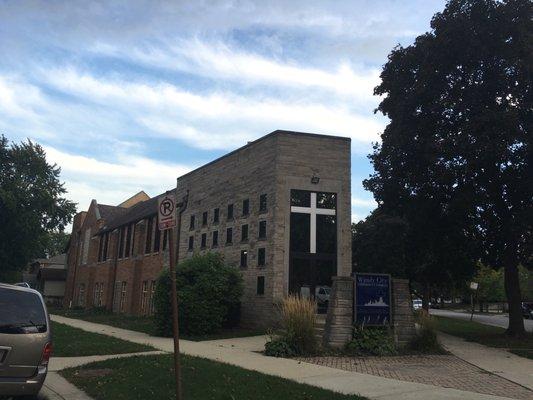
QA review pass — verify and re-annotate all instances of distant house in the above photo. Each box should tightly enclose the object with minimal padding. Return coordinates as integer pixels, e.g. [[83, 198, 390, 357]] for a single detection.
[[24, 254, 67, 305]]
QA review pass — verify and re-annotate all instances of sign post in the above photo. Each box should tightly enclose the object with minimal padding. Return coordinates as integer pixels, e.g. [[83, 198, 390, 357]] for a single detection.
[[158, 191, 181, 400], [354, 273, 391, 326], [469, 281, 479, 322]]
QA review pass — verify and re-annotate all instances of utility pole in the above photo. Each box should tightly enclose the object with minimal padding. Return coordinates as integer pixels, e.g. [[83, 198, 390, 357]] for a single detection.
[[158, 190, 187, 400]]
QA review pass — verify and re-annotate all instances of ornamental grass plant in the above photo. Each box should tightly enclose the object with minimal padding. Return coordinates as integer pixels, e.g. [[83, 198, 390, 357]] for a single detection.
[[265, 295, 318, 356]]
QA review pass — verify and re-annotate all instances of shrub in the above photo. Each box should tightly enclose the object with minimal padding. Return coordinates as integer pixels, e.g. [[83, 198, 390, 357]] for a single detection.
[[154, 253, 243, 337], [345, 326, 396, 356], [264, 337, 297, 357], [265, 295, 317, 356], [409, 313, 446, 354]]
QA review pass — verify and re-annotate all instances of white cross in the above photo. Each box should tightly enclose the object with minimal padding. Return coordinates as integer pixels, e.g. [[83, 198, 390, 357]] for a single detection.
[[291, 192, 336, 254]]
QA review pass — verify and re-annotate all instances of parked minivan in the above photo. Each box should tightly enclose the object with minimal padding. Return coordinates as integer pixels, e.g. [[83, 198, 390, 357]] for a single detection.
[[0, 283, 52, 398]]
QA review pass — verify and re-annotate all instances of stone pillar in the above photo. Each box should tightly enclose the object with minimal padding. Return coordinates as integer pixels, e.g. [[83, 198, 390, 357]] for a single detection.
[[391, 278, 416, 346], [323, 276, 354, 348]]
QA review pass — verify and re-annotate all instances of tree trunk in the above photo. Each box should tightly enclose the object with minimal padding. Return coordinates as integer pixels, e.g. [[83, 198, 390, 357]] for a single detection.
[[504, 262, 525, 337]]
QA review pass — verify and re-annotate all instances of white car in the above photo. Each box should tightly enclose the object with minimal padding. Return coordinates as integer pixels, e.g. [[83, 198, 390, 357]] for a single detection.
[[315, 286, 331, 304]]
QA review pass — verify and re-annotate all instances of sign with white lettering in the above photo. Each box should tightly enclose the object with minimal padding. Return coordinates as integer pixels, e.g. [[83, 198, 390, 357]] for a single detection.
[[354, 273, 391, 326], [158, 192, 177, 230]]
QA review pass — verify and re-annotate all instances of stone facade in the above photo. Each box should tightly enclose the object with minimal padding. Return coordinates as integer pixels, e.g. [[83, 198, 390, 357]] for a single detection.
[[323, 276, 417, 348], [176, 130, 352, 327]]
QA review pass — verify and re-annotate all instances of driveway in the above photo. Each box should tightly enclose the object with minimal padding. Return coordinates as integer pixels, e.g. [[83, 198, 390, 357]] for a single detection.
[[431, 309, 533, 333]]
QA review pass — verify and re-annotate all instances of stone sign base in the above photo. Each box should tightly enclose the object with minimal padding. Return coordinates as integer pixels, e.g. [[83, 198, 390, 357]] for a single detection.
[[323, 276, 416, 348]]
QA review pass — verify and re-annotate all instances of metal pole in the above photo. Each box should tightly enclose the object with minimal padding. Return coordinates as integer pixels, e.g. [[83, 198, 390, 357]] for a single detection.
[[470, 292, 474, 321], [168, 228, 182, 400]]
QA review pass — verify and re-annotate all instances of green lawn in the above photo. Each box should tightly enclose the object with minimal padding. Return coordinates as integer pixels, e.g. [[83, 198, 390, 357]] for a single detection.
[[61, 354, 366, 400], [51, 308, 265, 341], [51, 321, 154, 357], [434, 316, 533, 359]]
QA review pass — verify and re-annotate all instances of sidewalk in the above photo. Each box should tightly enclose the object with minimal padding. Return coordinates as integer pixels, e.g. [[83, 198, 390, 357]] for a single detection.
[[50, 314, 520, 400], [439, 333, 533, 391]]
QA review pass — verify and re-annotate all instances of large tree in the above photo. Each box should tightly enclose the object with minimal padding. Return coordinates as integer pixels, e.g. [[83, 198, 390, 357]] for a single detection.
[[0, 136, 76, 279], [366, 0, 532, 335]]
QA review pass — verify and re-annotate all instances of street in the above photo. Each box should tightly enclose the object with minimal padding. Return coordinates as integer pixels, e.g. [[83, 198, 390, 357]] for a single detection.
[[431, 309, 533, 333]]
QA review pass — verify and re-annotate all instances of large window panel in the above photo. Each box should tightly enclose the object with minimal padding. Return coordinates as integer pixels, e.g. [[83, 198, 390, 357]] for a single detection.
[[290, 213, 310, 253], [316, 215, 336, 254], [290, 190, 310, 207]]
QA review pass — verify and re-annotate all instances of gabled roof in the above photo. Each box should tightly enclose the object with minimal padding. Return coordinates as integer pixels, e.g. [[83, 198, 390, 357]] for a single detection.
[[98, 204, 129, 221], [98, 191, 173, 234]]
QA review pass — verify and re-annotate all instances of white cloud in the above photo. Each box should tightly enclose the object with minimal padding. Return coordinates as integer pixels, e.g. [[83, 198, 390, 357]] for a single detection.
[[0, 76, 43, 120], [98, 39, 381, 103], [43, 68, 383, 150], [44, 146, 193, 209]]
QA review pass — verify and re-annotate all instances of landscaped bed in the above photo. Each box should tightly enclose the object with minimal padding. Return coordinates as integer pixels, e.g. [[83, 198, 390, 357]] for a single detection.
[[51, 308, 264, 341], [51, 321, 154, 357], [434, 316, 533, 359], [60, 354, 366, 400]]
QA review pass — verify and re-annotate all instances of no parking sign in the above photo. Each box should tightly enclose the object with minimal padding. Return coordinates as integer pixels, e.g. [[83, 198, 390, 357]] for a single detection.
[[158, 192, 177, 230]]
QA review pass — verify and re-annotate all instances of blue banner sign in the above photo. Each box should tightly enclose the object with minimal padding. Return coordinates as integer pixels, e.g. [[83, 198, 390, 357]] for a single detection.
[[354, 273, 391, 326]]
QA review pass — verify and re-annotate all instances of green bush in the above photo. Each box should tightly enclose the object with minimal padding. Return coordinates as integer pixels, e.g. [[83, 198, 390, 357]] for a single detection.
[[154, 253, 243, 337], [345, 326, 396, 356], [409, 313, 446, 354], [264, 337, 297, 357]]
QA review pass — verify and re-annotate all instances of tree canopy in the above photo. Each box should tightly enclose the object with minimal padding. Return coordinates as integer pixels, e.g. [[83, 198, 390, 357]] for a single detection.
[[0, 136, 76, 279], [365, 0, 532, 335]]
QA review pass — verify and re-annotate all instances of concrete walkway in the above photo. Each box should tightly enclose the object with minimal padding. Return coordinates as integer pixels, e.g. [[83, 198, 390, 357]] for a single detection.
[[49, 314, 522, 400], [439, 333, 533, 391]]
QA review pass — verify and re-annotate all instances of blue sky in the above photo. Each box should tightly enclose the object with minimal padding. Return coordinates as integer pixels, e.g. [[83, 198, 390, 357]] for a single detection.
[[0, 0, 446, 221]]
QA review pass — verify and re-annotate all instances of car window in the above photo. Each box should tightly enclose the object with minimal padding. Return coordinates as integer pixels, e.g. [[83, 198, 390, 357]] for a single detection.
[[0, 288, 47, 334]]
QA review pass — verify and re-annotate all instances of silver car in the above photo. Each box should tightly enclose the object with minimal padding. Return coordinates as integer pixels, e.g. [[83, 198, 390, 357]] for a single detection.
[[0, 283, 52, 398]]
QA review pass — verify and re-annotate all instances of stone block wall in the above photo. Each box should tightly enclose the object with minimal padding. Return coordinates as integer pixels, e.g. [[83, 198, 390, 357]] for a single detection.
[[391, 278, 417, 346], [323, 276, 417, 348]]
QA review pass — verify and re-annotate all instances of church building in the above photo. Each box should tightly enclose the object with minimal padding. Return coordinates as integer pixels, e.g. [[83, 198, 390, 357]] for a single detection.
[[64, 130, 352, 328]]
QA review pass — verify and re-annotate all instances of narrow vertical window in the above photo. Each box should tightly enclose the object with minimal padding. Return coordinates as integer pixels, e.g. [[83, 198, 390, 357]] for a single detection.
[[213, 208, 220, 224], [201, 233, 207, 248], [258, 248, 266, 267], [120, 282, 127, 313], [141, 281, 148, 314], [202, 211, 208, 226], [103, 232, 109, 261], [189, 215, 195, 230], [257, 277, 265, 295], [188, 236, 194, 251], [259, 194, 267, 212], [119, 226, 126, 259], [240, 250, 248, 268], [242, 199, 249, 216], [154, 226, 161, 252], [98, 235, 104, 262], [149, 280, 156, 315], [163, 230, 168, 251], [227, 204, 234, 220], [241, 224, 249, 241], [226, 227, 233, 244], [212, 231, 219, 247], [124, 224, 132, 257], [145, 217, 153, 254], [258, 220, 267, 239]]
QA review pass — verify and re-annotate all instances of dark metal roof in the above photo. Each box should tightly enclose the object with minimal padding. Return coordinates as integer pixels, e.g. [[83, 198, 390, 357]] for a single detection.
[[98, 191, 172, 234], [99, 204, 128, 221]]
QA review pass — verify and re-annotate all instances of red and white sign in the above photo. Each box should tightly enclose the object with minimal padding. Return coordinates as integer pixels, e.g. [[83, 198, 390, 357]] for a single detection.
[[158, 192, 177, 230]]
